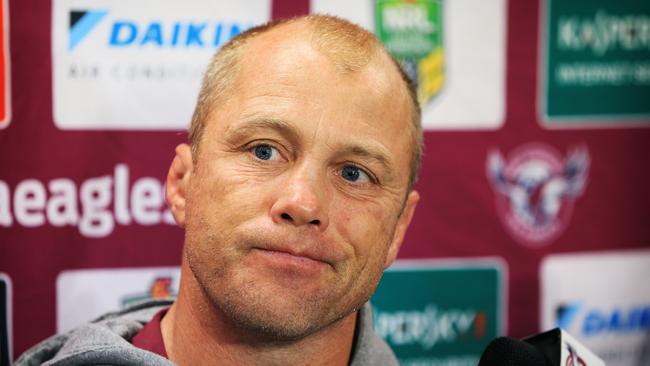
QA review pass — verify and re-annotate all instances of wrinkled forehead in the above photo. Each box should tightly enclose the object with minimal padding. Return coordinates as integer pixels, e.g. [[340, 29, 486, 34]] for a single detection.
[[209, 21, 414, 174]]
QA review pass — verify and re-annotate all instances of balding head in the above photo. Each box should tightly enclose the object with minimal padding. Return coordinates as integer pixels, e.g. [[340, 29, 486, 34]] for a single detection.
[[188, 15, 422, 191], [165, 15, 423, 348]]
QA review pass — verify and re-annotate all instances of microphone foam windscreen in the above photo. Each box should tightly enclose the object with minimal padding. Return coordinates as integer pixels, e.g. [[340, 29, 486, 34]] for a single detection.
[[478, 336, 549, 366]]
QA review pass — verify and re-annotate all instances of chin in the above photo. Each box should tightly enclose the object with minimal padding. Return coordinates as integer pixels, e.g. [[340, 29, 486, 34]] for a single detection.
[[203, 274, 358, 341], [186, 241, 377, 341]]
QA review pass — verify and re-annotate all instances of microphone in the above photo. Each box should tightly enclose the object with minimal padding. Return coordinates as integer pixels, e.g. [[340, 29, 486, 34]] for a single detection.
[[479, 336, 550, 366], [478, 328, 605, 366]]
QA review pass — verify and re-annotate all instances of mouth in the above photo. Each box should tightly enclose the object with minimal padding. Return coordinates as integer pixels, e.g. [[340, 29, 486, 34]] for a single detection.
[[249, 247, 332, 274]]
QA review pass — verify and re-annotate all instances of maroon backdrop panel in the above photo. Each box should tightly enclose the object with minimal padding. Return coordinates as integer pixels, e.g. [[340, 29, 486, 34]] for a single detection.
[[1, 0, 649, 360]]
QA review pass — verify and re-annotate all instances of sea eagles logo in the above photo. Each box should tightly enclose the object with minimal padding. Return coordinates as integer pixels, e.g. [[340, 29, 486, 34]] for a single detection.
[[565, 345, 587, 366], [486, 143, 590, 246]]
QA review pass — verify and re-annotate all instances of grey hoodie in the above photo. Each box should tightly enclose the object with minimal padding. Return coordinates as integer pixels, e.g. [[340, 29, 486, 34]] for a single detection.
[[15, 299, 398, 366]]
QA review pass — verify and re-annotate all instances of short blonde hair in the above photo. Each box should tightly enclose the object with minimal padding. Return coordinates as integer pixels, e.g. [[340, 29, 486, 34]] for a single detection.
[[188, 15, 422, 190]]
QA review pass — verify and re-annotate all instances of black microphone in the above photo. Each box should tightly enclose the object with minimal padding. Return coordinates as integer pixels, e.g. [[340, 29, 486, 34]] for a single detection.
[[478, 328, 606, 366], [479, 336, 551, 366]]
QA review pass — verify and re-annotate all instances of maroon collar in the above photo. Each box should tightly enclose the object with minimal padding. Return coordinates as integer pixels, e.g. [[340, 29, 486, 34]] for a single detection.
[[131, 308, 169, 358]]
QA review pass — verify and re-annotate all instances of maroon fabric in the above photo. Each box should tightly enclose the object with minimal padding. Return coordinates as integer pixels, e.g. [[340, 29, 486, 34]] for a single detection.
[[131, 309, 169, 359], [271, 0, 309, 20]]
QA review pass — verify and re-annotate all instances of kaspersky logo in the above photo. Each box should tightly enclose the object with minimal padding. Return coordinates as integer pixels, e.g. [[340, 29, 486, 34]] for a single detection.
[[373, 305, 488, 349], [68, 9, 245, 51]]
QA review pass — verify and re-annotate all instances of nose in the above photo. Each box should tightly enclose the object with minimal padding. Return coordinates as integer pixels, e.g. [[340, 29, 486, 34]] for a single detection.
[[269, 166, 330, 231]]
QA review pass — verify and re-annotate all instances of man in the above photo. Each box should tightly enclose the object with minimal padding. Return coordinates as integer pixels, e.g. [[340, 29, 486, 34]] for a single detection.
[[17, 14, 422, 365]]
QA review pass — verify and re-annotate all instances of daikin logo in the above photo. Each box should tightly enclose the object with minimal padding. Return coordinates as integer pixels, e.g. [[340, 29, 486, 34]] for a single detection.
[[69, 10, 108, 50], [556, 302, 583, 330], [52, 0, 271, 129], [67, 9, 246, 52], [556, 302, 650, 337]]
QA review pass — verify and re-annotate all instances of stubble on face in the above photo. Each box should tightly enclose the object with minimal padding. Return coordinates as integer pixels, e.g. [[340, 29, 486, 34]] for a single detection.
[[184, 207, 396, 341], [182, 24, 413, 343]]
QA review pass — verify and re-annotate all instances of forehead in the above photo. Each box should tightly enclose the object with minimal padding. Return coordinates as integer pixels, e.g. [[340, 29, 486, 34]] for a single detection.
[[238, 23, 405, 104], [215, 24, 413, 175]]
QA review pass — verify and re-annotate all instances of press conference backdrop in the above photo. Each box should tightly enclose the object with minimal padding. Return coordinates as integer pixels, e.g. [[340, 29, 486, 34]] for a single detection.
[[1, 0, 649, 365]]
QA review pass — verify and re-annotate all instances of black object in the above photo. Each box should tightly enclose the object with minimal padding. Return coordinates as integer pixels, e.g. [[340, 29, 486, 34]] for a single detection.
[[524, 328, 564, 365], [478, 336, 553, 366], [0, 279, 9, 366]]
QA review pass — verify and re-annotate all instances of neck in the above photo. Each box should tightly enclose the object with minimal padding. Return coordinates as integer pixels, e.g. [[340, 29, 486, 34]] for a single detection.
[[160, 260, 357, 366]]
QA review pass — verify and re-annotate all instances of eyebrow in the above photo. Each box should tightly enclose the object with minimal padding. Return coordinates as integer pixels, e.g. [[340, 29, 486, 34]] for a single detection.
[[226, 118, 301, 143], [344, 144, 393, 173]]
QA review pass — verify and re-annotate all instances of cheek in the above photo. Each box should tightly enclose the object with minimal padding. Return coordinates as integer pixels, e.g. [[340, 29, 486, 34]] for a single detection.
[[332, 196, 396, 263], [192, 161, 273, 214], [184, 168, 257, 248], [332, 199, 396, 307]]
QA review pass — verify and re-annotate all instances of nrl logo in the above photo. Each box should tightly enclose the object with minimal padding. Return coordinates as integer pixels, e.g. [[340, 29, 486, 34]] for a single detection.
[[486, 143, 590, 246], [375, 0, 444, 106]]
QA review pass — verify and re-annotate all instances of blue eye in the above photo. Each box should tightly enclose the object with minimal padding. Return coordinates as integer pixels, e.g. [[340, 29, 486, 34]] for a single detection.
[[341, 165, 370, 183], [253, 144, 277, 161]]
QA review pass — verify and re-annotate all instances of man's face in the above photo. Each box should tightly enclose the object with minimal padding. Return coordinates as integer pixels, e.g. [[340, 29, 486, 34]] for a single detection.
[[180, 28, 418, 340]]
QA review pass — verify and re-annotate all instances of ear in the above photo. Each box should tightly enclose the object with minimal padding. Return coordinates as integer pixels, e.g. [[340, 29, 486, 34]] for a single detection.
[[165, 143, 193, 228], [384, 190, 420, 268]]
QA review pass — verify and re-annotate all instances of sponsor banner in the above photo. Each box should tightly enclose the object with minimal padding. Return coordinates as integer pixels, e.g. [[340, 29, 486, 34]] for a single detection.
[[0, 273, 11, 366], [52, 0, 271, 130], [541, 250, 650, 366], [311, 0, 506, 130], [0, 164, 175, 238], [375, 0, 444, 106], [371, 258, 506, 366], [56, 267, 180, 333], [486, 142, 590, 247], [0, 0, 10, 129], [541, 0, 650, 126]]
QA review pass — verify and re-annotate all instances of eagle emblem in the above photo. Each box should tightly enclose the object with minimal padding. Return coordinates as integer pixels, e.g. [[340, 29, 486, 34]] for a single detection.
[[487, 143, 590, 246]]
